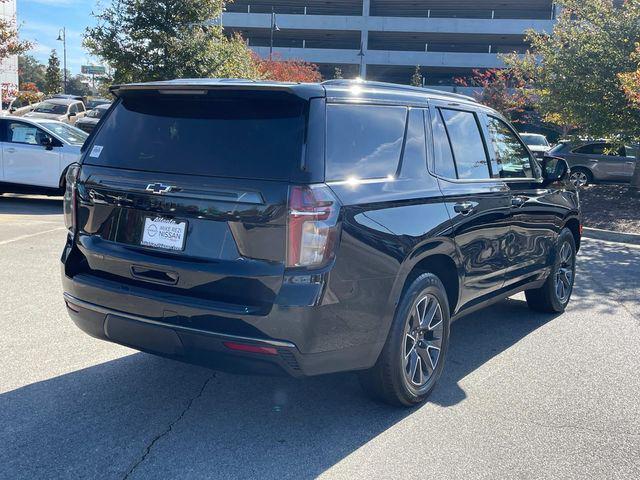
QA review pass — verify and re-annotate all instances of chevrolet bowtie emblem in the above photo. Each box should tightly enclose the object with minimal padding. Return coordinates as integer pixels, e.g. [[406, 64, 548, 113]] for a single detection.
[[145, 183, 175, 194]]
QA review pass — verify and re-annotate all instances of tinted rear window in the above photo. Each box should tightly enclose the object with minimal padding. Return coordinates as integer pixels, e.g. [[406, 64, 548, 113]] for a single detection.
[[83, 93, 307, 180], [326, 104, 407, 181]]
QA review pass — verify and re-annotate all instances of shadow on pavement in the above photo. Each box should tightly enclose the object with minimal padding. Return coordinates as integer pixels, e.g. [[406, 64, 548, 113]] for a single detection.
[[0, 298, 555, 479], [0, 195, 63, 216]]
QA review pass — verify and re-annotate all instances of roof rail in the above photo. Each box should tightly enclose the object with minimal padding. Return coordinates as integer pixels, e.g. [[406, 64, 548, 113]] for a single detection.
[[321, 79, 477, 103]]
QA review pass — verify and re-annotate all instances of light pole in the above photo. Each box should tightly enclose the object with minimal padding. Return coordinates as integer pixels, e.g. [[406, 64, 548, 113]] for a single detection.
[[56, 27, 67, 94], [269, 7, 280, 60]]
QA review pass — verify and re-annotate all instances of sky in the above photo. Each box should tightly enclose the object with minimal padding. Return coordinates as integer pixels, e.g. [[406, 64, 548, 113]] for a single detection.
[[18, 0, 106, 74]]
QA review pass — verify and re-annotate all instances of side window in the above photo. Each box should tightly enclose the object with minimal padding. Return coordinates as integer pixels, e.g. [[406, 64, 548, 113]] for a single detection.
[[573, 143, 602, 155], [431, 109, 457, 179], [6, 122, 50, 146], [12, 98, 23, 109], [77, 102, 85, 112], [625, 146, 637, 158], [326, 104, 407, 181], [486, 116, 534, 179], [399, 108, 427, 179], [69, 104, 78, 114], [440, 108, 490, 180]]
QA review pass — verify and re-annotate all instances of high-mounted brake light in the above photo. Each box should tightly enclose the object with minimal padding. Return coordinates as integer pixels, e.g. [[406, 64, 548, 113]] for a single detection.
[[63, 163, 81, 234], [287, 185, 341, 268]]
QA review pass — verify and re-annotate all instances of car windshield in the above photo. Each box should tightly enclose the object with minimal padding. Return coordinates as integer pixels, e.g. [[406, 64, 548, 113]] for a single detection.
[[548, 142, 569, 154], [40, 122, 88, 145], [86, 108, 106, 119], [87, 100, 110, 109], [34, 102, 68, 114], [520, 134, 549, 146]]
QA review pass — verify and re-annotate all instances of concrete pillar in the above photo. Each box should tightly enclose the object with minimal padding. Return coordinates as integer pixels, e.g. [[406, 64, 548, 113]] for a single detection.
[[360, 0, 370, 78]]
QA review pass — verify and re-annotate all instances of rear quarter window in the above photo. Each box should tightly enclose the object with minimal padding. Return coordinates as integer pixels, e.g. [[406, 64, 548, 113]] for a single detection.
[[326, 104, 407, 181]]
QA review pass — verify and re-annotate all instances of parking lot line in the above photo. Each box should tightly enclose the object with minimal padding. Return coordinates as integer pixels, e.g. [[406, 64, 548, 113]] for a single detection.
[[0, 227, 66, 246]]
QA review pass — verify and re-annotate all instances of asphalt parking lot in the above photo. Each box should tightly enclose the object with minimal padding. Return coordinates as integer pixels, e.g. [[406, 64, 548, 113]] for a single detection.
[[1, 195, 639, 480]]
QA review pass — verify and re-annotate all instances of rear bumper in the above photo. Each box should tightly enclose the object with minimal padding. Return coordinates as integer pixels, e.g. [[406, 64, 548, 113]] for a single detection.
[[63, 291, 305, 376], [61, 265, 384, 378]]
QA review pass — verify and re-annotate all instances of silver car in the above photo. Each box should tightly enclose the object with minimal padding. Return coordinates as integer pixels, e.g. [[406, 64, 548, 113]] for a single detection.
[[549, 141, 637, 187], [24, 98, 86, 125], [520, 132, 551, 159]]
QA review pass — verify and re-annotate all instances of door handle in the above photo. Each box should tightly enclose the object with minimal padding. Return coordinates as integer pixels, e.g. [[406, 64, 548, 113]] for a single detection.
[[5, 147, 16, 153], [511, 196, 526, 208], [453, 201, 477, 215]]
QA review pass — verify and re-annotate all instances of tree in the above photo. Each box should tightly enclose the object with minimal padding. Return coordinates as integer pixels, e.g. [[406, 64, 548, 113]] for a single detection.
[[504, 0, 640, 191], [0, 1, 30, 63], [44, 50, 62, 95], [18, 55, 46, 91], [410, 66, 423, 87], [620, 45, 640, 108], [455, 68, 531, 123], [256, 55, 322, 82], [619, 44, 640, 190], [66, 75, 92, 97], [16, 82, 42, 104], [84, 0, 258, 83]]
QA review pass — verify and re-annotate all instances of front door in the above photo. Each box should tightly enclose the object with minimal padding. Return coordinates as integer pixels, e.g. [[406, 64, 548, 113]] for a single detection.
[[429, 103, 512, 311], [481, 114, 557, 286], [1, 120, 61, 188]]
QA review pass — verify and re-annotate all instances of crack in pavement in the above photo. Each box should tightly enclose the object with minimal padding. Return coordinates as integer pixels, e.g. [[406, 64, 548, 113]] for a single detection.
[[122, 373, 215, 480]]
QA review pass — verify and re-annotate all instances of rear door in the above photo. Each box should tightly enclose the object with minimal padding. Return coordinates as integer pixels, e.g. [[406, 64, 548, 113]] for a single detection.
[[0, 119, 61, 188], [429, 102, 512, 309], [74, 90, 315, 312]]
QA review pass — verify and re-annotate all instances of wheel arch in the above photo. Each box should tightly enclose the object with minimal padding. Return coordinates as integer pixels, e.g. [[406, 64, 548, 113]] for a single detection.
[[401, 254, 460, 316], [564, 217, 581, 252]]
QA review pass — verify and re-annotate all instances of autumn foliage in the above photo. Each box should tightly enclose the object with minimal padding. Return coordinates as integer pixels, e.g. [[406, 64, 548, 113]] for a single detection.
[[620, 45, 640, 109], [255, 54, 322, 83], [455, 68, 530, 122]]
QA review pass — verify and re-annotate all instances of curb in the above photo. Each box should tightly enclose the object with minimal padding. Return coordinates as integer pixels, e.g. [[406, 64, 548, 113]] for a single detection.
[[582, 227, 640, 246]]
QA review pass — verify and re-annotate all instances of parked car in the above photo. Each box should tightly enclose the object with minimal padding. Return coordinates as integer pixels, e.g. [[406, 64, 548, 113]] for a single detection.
[[86, 98, 111, 110], [0, 117, 88, 196], [549, 141, 637, 186], [520, 132, 551, 159], [1, 95, 43, 117], [24, 98, 87, 125], [51, 94, 86, 105], [75, 103, 110, 134], [61, 79, 580, 407]]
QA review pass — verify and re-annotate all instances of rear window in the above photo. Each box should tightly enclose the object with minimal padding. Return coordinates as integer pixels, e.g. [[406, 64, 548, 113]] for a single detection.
[[83, 92, 307, 180], [326, 104, 407, 181]]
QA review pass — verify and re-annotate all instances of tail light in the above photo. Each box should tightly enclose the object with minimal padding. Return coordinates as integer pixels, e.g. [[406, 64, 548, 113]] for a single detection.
[[63, 164, 81, 233], [287, 185, 340, 268]]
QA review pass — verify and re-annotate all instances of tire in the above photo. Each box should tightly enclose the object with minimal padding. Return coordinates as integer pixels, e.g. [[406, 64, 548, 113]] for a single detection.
[[525, 228, 577, 313], [359, 273, 450, 407], [569, 168, 592, 187]]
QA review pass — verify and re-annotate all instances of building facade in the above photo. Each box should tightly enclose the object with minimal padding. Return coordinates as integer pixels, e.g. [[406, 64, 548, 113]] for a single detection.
[[0, 0, 19, 100], [222, 0, 557, 87]]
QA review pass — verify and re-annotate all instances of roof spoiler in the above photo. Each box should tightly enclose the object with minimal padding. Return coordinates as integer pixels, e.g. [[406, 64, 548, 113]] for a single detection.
[[110, 79, 325, 100]]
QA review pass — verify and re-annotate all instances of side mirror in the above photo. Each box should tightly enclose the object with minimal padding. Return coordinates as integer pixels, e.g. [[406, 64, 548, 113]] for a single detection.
[[40, 136, 55, 150], [9, 107, 15, 113], [541, 155, 569, 185], [68, 112, 76, 118]]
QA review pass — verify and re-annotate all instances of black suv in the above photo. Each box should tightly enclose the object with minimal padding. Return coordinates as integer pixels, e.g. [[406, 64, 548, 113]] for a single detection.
[[61, 79, 580, 406]]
